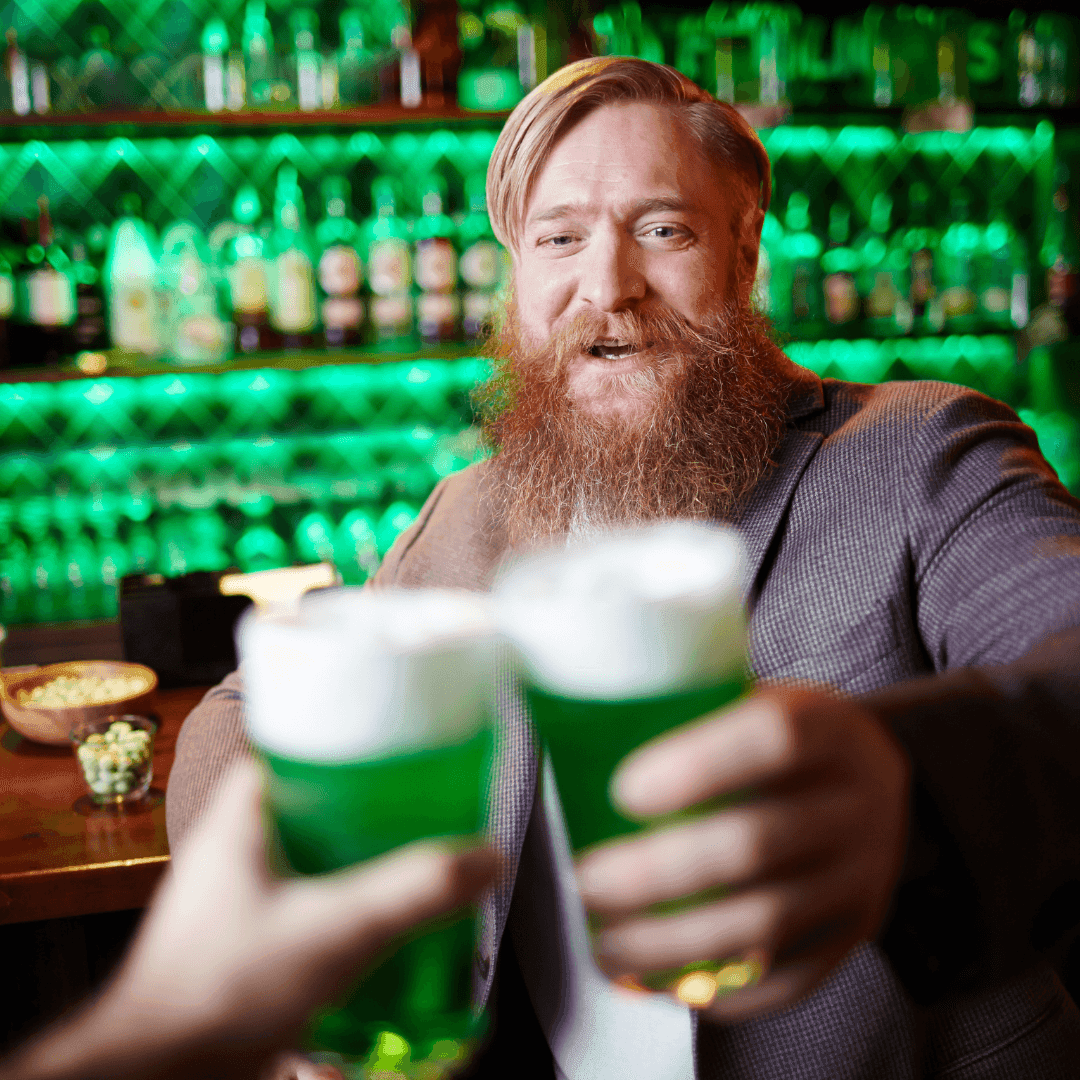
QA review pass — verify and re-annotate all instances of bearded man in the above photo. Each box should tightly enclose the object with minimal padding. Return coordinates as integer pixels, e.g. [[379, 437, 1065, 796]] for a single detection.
[[168, 58, 1080, 1079]]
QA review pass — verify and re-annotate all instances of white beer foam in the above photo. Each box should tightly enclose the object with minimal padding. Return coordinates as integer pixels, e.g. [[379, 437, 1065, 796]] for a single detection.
[[237, 587, 495, 761], [495, 522, 747, 699]]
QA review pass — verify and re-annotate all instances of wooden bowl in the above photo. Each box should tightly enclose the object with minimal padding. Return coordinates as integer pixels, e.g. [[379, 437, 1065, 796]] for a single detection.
[[0, 660, 159, 746]]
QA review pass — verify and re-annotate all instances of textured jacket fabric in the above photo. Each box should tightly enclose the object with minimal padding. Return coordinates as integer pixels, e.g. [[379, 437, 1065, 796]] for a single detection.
[[165, 356, 1080, 1078]]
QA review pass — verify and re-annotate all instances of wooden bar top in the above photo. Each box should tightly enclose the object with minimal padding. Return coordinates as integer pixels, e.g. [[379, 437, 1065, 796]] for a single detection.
[[0, 685, 207, 926]]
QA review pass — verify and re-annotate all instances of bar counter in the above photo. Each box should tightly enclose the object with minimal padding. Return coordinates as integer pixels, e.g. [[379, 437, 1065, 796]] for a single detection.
[[0, 685, 206, 926]]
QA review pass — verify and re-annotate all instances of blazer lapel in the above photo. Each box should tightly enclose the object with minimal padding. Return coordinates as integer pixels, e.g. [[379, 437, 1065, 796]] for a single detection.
[[734, 356, 825, 612]]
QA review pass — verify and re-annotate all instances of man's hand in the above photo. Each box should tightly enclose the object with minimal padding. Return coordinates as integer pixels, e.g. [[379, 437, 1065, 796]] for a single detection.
[[576, 687, 910, 1022], [2, 760, 497, 1080]]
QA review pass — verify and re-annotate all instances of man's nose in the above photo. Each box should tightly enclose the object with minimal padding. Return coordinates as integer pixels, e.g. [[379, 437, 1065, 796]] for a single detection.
[[578, 231, 646, 312]]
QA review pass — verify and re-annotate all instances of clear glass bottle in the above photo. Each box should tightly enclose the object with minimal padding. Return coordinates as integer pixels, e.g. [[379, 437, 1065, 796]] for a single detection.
[[820, 202, 861, 331], [201, 17, 229, 113], [289, 7, 322, 112], [159, 221, 231, 364], [105, 195, 162, 357], [978, 193, 1029, 332]]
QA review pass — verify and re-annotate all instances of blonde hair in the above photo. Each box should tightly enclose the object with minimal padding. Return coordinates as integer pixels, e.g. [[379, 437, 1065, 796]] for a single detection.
[[486, 56, 772, 252]]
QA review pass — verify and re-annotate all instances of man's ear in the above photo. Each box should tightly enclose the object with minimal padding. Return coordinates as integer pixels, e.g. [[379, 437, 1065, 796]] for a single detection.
[[737, 205, 766, 307]]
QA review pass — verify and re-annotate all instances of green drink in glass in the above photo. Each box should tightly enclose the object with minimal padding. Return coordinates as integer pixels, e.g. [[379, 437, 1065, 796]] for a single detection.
[[496, 523, 752, 1002], [238, 587, 496, 1075]]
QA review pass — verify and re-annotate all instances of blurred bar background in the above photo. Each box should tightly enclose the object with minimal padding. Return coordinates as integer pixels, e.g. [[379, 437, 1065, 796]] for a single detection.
[[0, 0, 1077, 633]]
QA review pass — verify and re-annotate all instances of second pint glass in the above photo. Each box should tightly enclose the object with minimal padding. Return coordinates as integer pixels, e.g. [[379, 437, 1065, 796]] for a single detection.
[[496, 523, 751, 993], [238, 587, 495, 1071]]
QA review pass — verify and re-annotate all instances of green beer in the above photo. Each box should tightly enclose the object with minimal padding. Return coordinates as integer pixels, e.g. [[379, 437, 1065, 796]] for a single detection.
[[238, 588, 495, 1073], [525, 675, 748, 854], [497, 523, 751, 1001]]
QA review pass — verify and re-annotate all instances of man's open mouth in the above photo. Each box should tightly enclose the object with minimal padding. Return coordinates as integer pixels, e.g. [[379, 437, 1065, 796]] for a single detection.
[[588, 339, 642, 360]]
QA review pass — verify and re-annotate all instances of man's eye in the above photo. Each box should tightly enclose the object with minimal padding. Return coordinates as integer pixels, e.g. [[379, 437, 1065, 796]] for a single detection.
[[547, 234, 576, 247], [646, 225, 681, 239]]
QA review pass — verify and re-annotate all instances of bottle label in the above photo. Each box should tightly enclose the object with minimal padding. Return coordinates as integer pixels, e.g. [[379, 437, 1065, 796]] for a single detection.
[[271, 249, 317, 332], [0, 275, 14, 318], [28, 268, 76, 326], [418, 291, 459, 339], [866, 271, 898, 319], [371, 292, 413, 335], [322, 295, 364, 330], [318, 245, 362, 297], [416, 238, 457, 293], [175, 313, 230, 362], [229, 257, 269, 314], [111, 282, 159, 354], [823, 272, 858, 325], [297, 53, 321, 111], [460, 240, 501, 289], [368, 238, 410, 296]]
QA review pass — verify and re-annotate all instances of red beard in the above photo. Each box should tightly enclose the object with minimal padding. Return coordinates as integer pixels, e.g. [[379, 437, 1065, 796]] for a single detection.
[[476, 298, 792, 547]]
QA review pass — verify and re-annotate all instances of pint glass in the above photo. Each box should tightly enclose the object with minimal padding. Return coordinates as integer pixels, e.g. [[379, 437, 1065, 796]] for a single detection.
[[496, 523, 751, 995], [238, 588, 495, 1072]]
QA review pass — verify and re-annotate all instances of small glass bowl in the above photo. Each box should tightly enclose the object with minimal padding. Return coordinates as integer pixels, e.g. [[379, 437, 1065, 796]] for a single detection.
[[71, 714, 157, 806]]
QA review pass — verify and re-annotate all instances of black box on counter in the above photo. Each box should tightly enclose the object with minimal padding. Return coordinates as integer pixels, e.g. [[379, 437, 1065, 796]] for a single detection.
[[119, 572, 253, 689]]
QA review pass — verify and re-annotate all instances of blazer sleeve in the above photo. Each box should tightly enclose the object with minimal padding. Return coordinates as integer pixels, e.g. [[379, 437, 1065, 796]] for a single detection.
[[861, 387, 1080, 1005]]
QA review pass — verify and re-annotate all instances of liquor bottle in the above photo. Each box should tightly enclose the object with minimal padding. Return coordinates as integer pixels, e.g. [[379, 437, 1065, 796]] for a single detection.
[[458, 172, 505, 339], [70, 232, 108, 351], [753, 210, 782, 320], [338, 8, 380, 106], [413, 174, 460, 344], [900, 183, 943, 334], [289, 7, 322, 112], [17, 197, 77, 366], [978, 194, 1030, 332], [413, 0, 463, 106], [1040, 168, 1080, 333], [458, 0, 528, 112], [363, 177, 414, 347], [106, 195, 162, 357], [80, 26, 131, 110], [223, 186, 274, 354], [820, 202, 860, 331], [938, 189, 980, 333], [4, 28, 30, 115], [855, 193, 907, 335], [243, 2, 277, 108], [269, 166, 318, 349], [776, 191, 823, 338], [0, 250, 14, 366], [202, 17, 229, 113], [316, 176, 364, 348], [159, 221, 231, 364]]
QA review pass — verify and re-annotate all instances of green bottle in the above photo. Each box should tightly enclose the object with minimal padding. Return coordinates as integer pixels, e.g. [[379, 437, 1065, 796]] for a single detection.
[[0, 251, 13, 367], [270, 166, 318, 348], [363, 178, 414, 347], [457, 0, 529, 112], [978, 194, 1030, 331], [820, 202, 861, 331], [899, 183, 943, 334], [159, 221, 231, 364], [337, 8, 379, 106], [458, 173, 505, 340], [938, 189, 980, 333], [223, 187, 273, 354], [779, 191, 823, 338], [413, 175, 460, 344], [315, 177, 364, 348], [243, 2, 277, 108], [855, 193, 906, 336]]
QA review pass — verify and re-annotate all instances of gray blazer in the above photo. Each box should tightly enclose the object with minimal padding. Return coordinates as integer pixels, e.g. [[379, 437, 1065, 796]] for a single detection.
[[166, 355, 1080, 1078]]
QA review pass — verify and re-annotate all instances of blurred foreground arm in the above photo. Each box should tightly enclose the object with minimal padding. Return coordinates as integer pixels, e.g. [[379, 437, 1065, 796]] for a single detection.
[[0, 760, 496, 1080]]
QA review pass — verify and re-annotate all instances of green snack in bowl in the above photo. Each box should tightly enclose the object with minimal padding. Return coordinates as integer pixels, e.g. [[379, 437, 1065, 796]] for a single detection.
[[76, 719, 154, 800]]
